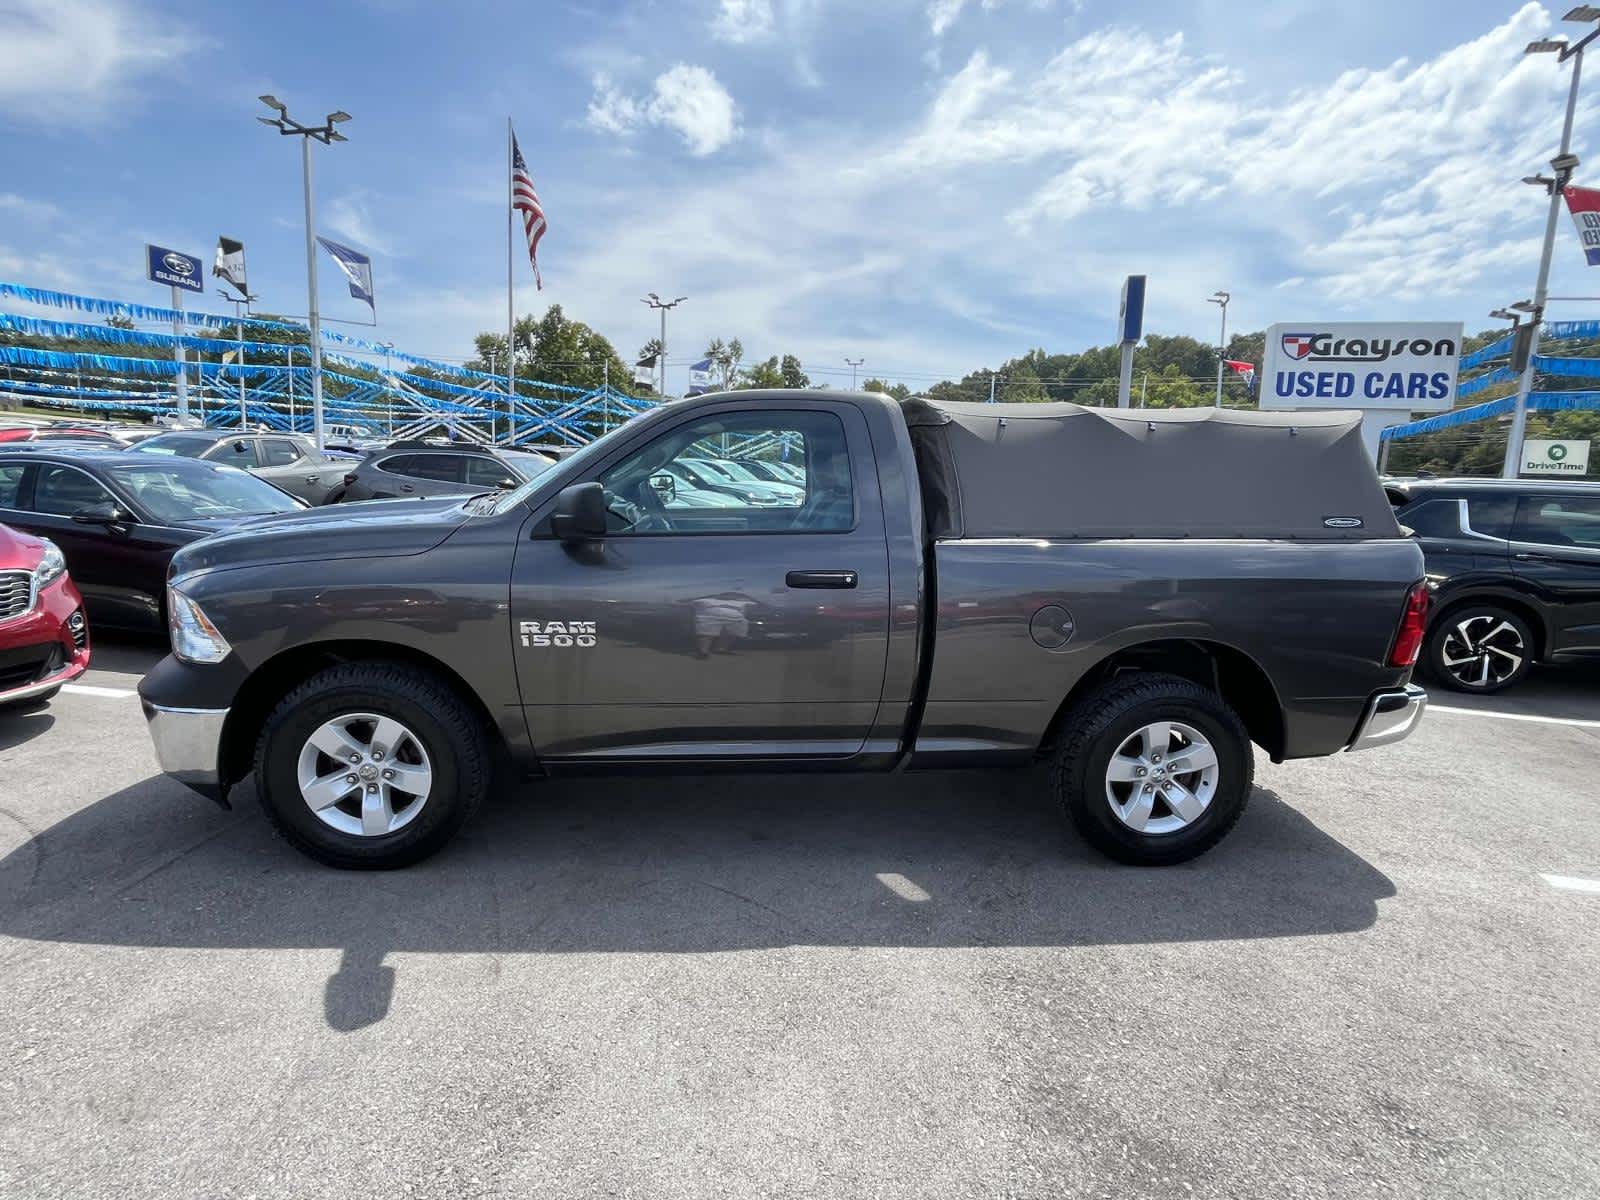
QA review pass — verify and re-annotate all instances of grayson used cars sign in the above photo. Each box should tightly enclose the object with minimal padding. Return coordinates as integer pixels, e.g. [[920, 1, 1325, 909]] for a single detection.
[[1262, 322, 1462, 412]]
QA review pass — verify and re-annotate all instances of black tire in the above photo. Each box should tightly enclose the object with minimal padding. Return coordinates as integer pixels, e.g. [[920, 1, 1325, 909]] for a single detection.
[[1051, 672, 1253, 866], [1423, 603, 1533, 695], [254, 662, 490, 869], [0, 686, 58, 712]]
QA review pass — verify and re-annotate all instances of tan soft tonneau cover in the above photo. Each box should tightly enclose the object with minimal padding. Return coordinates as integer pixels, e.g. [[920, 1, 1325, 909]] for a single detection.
[[898, 399, 1401, 541]]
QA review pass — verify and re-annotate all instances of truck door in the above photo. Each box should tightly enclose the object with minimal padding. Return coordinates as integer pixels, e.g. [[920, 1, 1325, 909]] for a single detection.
[[510, 402, 891, 761]]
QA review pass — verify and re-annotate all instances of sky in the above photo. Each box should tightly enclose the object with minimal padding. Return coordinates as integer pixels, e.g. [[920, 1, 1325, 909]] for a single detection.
[[0, 0, 1597, 392]]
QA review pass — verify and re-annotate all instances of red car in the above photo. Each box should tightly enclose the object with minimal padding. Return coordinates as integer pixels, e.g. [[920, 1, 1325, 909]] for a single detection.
[[0, 521, 90, 709]]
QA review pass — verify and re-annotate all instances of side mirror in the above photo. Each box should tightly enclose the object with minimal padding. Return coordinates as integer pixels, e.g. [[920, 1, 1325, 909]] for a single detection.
[[649, 473, 676, 501], [496, 478, 518, 491], [550, 482, 607, 542], [71, 502, 126, 526]]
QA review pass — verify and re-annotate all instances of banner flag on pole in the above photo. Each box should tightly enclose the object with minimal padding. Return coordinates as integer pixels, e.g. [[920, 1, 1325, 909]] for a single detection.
[[1563, 185, 1600, 265], [213, 237, 249, 299], [315, 236, 375, 310], [633, 350, 658, 387], [686, 357, 717, 396], [1223, 358, 1257, 395]]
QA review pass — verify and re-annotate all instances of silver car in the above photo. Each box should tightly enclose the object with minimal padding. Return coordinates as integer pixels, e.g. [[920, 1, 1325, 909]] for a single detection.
[[131, 430, 343, 505]]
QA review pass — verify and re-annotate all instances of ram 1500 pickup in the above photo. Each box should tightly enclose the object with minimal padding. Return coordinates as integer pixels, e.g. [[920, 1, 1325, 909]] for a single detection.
[[138, 390, 1429, 869]]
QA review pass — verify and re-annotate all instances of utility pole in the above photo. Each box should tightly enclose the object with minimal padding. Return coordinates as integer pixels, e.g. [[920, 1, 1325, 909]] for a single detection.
[[258, 95, 351, 451], [218, 289, 257, 429], [1208, 291, 1230, 408], [1503, 12, 1599, 477], [380, 341, 395, 439], [1140, 371, 1148, 408], [641, 293, 687, 397], [845, 357, 864, 390]]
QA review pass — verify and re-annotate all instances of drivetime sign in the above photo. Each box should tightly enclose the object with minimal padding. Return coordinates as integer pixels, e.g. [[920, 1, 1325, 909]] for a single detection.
[[1262, 321, 1461, 412], [1523, 439, 1591, 475], [145, 243, 203, 293]]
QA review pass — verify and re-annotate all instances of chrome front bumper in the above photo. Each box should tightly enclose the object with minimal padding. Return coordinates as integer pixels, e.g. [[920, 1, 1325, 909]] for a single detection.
[[142, 700, 229, 802], [1347, 684, 1427, 752]]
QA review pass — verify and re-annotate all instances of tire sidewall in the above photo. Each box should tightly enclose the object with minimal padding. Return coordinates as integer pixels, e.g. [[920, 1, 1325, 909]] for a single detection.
[[259, 677, 472, 866], [1067, 694, 1251, 863], [1425, 604, 1532, 694]]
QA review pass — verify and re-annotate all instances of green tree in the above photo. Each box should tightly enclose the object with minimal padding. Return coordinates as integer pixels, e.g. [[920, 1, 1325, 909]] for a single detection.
[[863, 377, 911, 401], [470, 304, 632, 394]]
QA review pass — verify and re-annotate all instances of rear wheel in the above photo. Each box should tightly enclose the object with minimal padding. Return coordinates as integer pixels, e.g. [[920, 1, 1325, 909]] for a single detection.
[[1051, 673, 1253, 866], [255, 662, 489, 869], [1425, 604, 1532, 694]]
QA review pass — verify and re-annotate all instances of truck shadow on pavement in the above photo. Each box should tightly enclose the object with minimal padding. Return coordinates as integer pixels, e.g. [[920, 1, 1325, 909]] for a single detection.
[[0, 769, 1395, 1032]]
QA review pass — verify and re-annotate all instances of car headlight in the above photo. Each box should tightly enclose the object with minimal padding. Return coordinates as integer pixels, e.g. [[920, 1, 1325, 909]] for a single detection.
[[168, 587, 232, 664], [31, 539, 66, 590]]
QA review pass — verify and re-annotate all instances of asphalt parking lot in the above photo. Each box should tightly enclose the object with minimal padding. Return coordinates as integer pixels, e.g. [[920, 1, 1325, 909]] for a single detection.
[[2, 640, 1598, 1199]]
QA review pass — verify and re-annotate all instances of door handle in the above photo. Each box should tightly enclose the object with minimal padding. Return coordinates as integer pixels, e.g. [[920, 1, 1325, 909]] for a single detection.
[[1513, 552, 1552, 562], [786, 570, 857, 589], [305, 475, 320, 484], [400, 484, 415, 493]]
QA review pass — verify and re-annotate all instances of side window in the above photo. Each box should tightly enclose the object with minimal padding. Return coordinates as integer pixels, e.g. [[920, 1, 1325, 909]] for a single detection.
[[464, 456, 516, 488], [1514, 495, 1600, 548], [33, 465, 117, 517], [596, 410, 853, 535], [0, 464, 25, 508], [1397, 498, 1463, 538], [259, 438, 303, 467], [1465, 494, 1517, 539], [207, 438, 260, 469], [387, 454, 464, 483]]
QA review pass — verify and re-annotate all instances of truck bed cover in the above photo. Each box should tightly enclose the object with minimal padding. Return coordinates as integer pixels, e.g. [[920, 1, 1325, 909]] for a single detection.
[[899, 398, 1400, 541]]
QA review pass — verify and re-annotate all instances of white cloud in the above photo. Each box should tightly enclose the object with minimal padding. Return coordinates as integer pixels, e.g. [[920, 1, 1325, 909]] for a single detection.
[[928, 0, 1054, 37], [0, 0, 200, 123], [711, 0, 775, 44], [0, 193, 60, 223], [324, 191, 392, 257], [586, 64, 740, 157]]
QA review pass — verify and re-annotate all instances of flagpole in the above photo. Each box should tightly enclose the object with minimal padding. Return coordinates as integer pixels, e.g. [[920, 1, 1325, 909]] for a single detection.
[[506, 117, 515, 448]]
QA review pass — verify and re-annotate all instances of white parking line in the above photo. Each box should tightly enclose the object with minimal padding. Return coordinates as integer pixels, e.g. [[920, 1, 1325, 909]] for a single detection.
[[61, 683, 138, 700], [1430, 704, 1600, 731], [875, 872, 931, 902], [1540, 874, 1600, 894]]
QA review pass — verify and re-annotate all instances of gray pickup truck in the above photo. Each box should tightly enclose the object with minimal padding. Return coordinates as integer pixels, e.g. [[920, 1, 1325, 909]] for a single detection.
[[138, 390, 1429, 869]]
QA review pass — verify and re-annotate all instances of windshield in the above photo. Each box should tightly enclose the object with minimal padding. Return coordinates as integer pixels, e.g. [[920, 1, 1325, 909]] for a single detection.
[[707, 459, 764, 483], [131, 433, 219, 458], [105, 461, 301, 523]]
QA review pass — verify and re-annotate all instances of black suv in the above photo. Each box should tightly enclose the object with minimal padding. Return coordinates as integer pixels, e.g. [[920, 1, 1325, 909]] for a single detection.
[[1388, 478, 1600, 693], [330, 442, 556, 503]]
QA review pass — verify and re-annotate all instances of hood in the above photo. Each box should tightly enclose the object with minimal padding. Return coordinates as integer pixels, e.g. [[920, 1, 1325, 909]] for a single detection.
[[170, 497, 472, 579], [0, 521, 46, 570]]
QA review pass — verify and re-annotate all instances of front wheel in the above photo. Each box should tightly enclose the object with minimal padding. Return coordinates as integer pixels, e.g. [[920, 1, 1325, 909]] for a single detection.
[[1425, 604, 1532, 694], [1051, 673, 1253, 866], [255, 662, 490, 869]]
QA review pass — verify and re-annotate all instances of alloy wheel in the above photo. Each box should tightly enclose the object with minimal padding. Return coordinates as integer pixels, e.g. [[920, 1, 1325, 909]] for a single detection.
[[296, 712, 433, 837], [1440, 615, 1525, 689], [1104, 720, 1220, 835]]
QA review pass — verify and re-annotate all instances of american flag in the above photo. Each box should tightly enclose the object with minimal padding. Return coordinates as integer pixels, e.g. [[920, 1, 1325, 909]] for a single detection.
[[511, 131, 546, 290]]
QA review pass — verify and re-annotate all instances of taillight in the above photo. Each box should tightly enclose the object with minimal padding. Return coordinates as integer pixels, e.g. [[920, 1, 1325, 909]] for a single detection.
[[1388, 581, 1430, 668]]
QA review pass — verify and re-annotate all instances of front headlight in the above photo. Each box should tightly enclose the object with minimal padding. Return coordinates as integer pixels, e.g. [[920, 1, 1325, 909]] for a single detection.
[[168, 587, 232, 664], [31, 540, 66, 590]]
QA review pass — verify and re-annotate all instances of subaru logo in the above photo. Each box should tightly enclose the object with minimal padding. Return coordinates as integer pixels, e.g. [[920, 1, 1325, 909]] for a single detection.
[[162, 252, 193, 275], [1281, 333, 1315, 361]]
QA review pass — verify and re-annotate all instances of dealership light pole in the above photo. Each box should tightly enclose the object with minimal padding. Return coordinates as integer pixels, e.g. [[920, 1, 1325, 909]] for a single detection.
[[217, 289, 256, 430], [641, 293, 687, 397], [1503, 9, 1600, 478], [258, 95, 351, 451], [1207, 291, 1230, 408], [845, 357, 864, 390]]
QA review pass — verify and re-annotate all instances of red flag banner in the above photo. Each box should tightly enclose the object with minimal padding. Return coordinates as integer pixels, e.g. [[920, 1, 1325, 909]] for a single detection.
[[1563, 185, 1600, 266]]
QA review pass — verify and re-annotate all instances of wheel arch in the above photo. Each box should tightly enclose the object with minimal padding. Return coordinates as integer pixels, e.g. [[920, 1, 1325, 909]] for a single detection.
[[218, 639, 507, 790], [1037, 638, 1287, 763]]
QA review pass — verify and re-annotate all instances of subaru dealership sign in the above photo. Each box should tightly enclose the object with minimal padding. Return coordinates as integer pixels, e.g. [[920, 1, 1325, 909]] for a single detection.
[[1262, 322, 1461, 412], [145, 244, 203, 293]]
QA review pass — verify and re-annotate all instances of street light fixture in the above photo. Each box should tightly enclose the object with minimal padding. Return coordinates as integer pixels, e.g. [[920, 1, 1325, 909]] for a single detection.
[[844, 358, 864, 390], [1501, 7, 1600, 477], [640, 293, 687, 397], [257, 96, 351, 450], [1207, 291, 1230, 408]]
